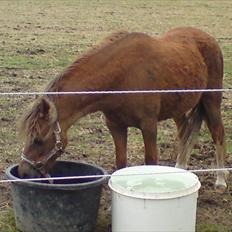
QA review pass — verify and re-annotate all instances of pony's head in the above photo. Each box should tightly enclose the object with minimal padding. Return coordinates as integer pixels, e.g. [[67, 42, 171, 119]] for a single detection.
[[18, 97, 67, 179]]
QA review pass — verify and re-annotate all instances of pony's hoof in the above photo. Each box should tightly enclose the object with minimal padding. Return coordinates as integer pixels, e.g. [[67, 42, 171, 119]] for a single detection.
[[215, 171, 229, 193], [215, 183, 227, 193], [175, 163, 187, 170]]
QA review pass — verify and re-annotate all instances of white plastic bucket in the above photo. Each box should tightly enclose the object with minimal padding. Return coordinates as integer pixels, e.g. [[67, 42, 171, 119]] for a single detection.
[[108, 165, 201, 232]]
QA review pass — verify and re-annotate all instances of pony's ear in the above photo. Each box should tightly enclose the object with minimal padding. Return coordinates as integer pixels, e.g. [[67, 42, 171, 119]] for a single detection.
[[37, 98, 50, 119]]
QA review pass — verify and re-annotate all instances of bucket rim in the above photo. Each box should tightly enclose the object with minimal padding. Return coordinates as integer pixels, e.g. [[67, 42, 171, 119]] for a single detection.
[[108, 165, 201, 200], [5, 160, 108, 190]]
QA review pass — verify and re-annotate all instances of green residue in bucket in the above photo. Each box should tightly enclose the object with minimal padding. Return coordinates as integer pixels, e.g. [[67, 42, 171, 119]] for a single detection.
[[114, 175, 187, 194]]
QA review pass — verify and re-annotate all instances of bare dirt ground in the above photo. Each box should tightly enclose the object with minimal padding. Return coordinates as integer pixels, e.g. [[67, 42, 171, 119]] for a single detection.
[[0, 1, 232, 231]]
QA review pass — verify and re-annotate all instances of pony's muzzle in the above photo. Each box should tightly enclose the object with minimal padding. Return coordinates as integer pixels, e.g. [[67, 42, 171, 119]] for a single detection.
[[18, 161, 42, 179]]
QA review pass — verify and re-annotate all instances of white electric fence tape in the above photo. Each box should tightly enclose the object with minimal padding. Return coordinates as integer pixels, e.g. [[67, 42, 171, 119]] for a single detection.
[[0, 88, 232, 96], [1, 167, 232, 184]]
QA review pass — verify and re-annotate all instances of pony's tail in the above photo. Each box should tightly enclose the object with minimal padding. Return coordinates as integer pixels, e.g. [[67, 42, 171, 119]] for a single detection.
[[175, 104, 204, 168]]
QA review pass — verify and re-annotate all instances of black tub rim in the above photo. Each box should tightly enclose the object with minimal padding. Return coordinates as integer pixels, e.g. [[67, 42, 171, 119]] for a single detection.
[[5, 160, 108, 190]]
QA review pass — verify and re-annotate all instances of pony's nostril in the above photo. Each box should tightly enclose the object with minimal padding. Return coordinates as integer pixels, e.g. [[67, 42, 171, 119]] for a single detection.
[[21, 173, 29, 179]]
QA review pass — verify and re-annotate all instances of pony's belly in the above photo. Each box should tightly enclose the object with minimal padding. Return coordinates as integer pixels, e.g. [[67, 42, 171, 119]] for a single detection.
[[158, 92, 202, 121]]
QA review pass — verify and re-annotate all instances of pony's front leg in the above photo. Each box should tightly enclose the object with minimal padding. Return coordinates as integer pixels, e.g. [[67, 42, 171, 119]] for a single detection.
[[141, 119, 159, 165], [105, 117, 128, 169]]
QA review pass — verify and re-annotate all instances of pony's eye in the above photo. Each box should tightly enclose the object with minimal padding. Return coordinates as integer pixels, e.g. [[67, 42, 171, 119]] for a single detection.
[[33, 138, 43, 146]]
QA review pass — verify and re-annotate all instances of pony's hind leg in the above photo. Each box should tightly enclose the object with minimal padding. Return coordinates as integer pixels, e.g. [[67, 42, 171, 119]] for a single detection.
[[174, 115, 190, 169], [105, 116, 128, 169], [174, 107, 203, 169], [202, 95, 228, 191]]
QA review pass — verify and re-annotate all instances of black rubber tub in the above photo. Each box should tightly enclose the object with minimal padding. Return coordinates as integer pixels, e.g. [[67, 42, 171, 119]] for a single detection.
[[5, 161, 108, 232]]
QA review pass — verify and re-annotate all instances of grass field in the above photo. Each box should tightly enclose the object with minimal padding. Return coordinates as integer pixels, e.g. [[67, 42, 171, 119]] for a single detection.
[[0, 0, 232, 231]]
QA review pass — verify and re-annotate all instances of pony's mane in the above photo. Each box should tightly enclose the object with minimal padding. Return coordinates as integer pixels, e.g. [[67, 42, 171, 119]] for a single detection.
[[46, 31, 130, 91], [18, 96, 57, 142], [72, 31, 129, 67]]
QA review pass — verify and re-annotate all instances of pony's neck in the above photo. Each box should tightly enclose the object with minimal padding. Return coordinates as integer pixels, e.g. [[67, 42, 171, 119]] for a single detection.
[[47, 60, 112, 132]]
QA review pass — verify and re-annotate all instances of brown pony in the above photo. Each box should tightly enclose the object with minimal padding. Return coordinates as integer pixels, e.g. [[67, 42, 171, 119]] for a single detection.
[[18, 27, 227, 191]]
